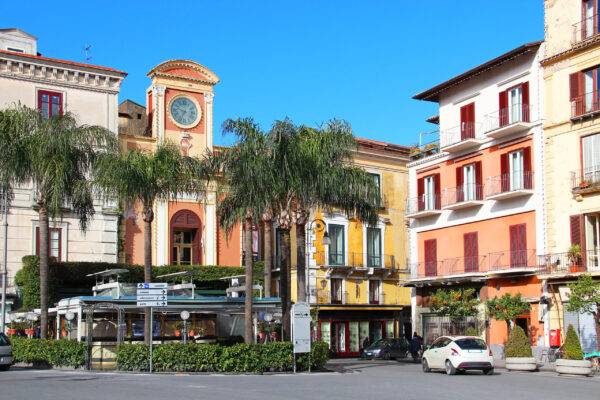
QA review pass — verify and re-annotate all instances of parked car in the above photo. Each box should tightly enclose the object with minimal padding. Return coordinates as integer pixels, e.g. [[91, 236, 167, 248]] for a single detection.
[[422, 336, 494, 375], [361, 338, 410, 360], [0, 333, 13, 371]]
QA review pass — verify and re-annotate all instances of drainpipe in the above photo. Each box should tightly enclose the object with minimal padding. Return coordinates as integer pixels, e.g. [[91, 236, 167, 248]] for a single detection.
[[1, 193, 8, 334]]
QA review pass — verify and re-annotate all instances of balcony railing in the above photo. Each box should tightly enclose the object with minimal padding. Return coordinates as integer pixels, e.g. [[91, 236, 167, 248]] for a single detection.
[[572, 13, 600, 45], [571, 91, 600, 118], [486, 171, 534, 199], [439, 122, 484, 151], [442, 184, 484, 209], [537, 249, 600, 275], [484, 104, 532, 136], [406, 194, 442, 217], [313, 251, 396, 269], [488, 249, 537, 271], [409, 137, 440, 161], [571, 165, 600, 193]]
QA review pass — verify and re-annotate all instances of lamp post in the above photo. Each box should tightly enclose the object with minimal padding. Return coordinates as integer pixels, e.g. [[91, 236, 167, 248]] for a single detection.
[[1, 192, 8, 334], [65, 311, 75, 340], [180, 310, 190, 344]]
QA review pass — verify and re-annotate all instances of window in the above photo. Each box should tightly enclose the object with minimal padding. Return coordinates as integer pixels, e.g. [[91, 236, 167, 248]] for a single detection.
[[368, 172, 382, 207], [509, 150, 524, 190], [37, 90, 63, 118], [6, 47, 23, 53], [499, 82, 530, 126], [460, 102, 475, 140], [366, 227, 382, 267], [500, 148, 532, 192], [456, 162, 482, 202], [137, 113, 142, 120], [35, 227, 62, 259], [328, 224, 345, 266], [172, 230, 194, 265], [463, 164, 476, 201], [582, 133, 600, 184], [585, 213, 600, 270], [423, 175, 435, 210], [369, 280, 380, 304], [570, 66, 600, 116], [454, 338, 487, 350], [417, 174, 440, 211], [583, 0, 598, 39], [331, 278, 343, 304]]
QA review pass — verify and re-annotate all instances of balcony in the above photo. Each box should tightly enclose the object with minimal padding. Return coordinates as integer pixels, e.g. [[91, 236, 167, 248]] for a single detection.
[[571, 91, 600, 120], [537, 250, 600, 276], [405, 194, 442, 219], [409, 138, 441, 161], [572, 13, 600, 45], [439, 122, 484, 154], [485, 104, 533, 139], [313, 251, 396, 269], [488, 249, 538, 273], [441, 184, 485, 211], [571, 165, 600, 195], [486, 171, 534, 200]]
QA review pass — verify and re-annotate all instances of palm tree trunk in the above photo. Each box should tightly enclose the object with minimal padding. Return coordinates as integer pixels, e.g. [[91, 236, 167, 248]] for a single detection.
[[38, 206, 49, 339], [244, 216, 254, 344], [594, 311, 600, 351], [296, 222, 307, 303], [279, 228, 291, 340], [143, 206, 154, 346], [263, 222, 272, 297]]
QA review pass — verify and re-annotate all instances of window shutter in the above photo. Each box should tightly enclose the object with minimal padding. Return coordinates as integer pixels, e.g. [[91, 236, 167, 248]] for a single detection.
[[434, 173, 441, 209], [521, 82, 530, 122], [570, 72, 583, 116], [417, 177, 424, 211], [523, 147, 532, 189], [456, 166, 464, 202], [570, 215, 582, 246], [569, 73, 581, 100], [460, 105, 468, 139], [500, 153, 509, 192], [499, 90, 508, 126], [475, 161, 483, 199]]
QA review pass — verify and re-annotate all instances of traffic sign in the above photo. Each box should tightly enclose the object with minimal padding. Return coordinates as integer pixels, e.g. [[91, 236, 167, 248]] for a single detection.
[[292, 302, 311, 353], [137, 301, 168, 307], [136, 295, 167, 301], [136, 289, 167, 295], [137, 282, 168, 289]]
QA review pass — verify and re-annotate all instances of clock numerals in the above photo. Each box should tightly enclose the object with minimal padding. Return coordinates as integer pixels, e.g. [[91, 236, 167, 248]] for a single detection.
[[170, 97, 200, 127]]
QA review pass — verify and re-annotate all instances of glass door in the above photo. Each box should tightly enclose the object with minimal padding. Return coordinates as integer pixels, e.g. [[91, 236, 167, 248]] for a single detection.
[[424, 176, 435, 210], [586, 214, 600, 270], [509, 150, 524, 191], [328, 224, 345, 266], [463, 164, 476, 201], [508, 86, 523, 123], [349, 322, 360, 354], [367, 227, 382, 267]]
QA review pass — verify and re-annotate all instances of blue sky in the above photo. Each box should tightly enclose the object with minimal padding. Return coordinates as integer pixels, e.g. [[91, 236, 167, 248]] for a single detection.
[[1, 1, 543, 146]]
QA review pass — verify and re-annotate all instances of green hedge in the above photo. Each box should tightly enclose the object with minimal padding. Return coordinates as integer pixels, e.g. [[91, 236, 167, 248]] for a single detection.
[[116, 341, 329, 373], [505, 326, 532, 358], [11, 338, 86, 368], [15, 256, 264, 310]]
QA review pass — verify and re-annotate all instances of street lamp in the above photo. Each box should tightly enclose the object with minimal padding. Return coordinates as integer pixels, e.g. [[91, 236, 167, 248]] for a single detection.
[[65, 311, 75, 340], [180, 310, 190, 344]]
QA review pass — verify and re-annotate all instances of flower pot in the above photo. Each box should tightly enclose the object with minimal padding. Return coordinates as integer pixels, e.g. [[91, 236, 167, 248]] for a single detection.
[[555, 359, 593, 376], [26, 328, 36, 337], [188, 330, 196, 337], [174, 330, 181, 337], [505, 357, 537, 371], [569, 264, 584, 273], [60, 330, 68, 338], [6, 328, 17, 335]]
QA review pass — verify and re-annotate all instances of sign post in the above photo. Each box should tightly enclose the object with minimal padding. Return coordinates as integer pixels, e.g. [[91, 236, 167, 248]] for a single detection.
[[292, 302, 311, 373], [136, 283, 168, 373]]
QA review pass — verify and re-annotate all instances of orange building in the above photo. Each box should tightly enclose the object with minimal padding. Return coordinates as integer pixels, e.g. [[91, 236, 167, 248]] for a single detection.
[[119, 60, 241, 267], [406, 42, 548, 348]]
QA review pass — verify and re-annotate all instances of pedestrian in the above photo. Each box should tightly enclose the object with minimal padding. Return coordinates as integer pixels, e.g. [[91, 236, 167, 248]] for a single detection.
[[410, 332, 423, 361], [362, 336, 371, 350]]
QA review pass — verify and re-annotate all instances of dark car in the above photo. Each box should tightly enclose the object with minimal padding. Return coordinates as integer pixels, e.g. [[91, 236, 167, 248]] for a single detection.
[[361, 338, 410, 360], [0, 333, 13, 371]]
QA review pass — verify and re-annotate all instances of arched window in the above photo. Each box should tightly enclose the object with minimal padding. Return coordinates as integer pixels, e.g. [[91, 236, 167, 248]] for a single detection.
[[170, 210, 201, 265]]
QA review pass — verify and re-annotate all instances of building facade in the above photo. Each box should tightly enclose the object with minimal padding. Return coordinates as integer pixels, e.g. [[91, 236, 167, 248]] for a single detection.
[[267, 139, 412, 357], [407, 42, 548, 347], [540, 0, 600, 353], [0, 29, 126, 309], [119, 60, 241, 267]]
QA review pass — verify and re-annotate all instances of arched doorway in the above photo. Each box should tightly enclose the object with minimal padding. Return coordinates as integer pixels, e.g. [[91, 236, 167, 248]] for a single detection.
[[170, 210, 202, 265]]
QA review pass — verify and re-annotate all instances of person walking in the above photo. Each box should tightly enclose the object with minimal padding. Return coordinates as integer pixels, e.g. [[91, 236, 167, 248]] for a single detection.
[[410, 332, 423, 361]]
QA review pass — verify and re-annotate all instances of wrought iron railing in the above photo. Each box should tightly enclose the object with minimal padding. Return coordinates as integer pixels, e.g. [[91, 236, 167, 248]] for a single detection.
[[439, 122, 484, 148], [442, 184, 484, 207], [571, 165, 600, 192], [406, 193, 441, 215], [313, 251, 396, 269], [486, 171, 534, 197], [484, 103, 531, 132], [537, 249, 600, 274], [488, 249, 537, 270], [572, 12, 600, 44], [571, 91, 600, 118], [409, 137, 440, 161]]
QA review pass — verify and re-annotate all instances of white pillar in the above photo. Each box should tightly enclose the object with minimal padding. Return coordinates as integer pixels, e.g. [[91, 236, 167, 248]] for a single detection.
[[152, 85, 166, 142], [56, 314, 60, 340], [204, 192, 217, 265], [204, 92, 214, 151], [76, 306, 82, 342], [155, 200, 168, 266]]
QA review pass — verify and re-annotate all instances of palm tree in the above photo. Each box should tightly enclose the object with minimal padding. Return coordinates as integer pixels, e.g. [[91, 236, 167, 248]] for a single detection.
[[0, 104, 118, 338], [94, 141, 211, 344], [217, 118, 273, 344]]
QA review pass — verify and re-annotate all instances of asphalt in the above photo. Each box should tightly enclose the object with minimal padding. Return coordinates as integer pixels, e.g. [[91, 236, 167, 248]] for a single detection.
[[0, 359, 598, 400]]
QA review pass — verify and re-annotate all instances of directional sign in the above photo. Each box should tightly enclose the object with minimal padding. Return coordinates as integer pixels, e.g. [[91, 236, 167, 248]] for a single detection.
[[137, 301, 168, 307], [137, 282, 168, 289], [292, 302, 311, 353], [137, 295, 167, 301], [136, 289, 167, 296]]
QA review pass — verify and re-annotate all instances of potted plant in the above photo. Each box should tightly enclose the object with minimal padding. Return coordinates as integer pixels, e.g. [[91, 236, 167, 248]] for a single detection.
[[567, 244, 583, 273], [6, 321, 19, 336], [556, 325, 593, 376], [173, 321, 183, 337], [579, 180, 591, 189], [504, 326, 537, 371]]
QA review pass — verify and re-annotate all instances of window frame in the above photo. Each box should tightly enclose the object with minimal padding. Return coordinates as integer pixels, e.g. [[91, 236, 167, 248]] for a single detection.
[[37, 89, 63, 118], [35, 226, 62, 260]]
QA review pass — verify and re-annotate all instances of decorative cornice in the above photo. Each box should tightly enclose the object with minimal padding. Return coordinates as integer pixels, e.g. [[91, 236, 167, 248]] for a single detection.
[[148, 59, 220, 85]]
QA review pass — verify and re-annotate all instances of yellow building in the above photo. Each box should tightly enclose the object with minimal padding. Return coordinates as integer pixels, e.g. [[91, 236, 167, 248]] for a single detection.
[[541, 0, 600, 352], [274, 138, 411, 357]]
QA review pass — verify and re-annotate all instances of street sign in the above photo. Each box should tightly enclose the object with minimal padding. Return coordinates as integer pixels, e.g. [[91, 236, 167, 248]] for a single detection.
[[136, 283, 168, 307], [136, 301, 168, 307], [137, 282, 168, 289], [292, 302, 311, 353]]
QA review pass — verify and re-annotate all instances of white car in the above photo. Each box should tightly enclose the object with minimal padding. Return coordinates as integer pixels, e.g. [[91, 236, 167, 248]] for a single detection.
[[422, 335, 494, 375]]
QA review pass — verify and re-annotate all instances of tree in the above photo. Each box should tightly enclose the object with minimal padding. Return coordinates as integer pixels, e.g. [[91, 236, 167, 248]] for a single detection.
[[95, 141, 211, 344], [566, 274, 600, 351], [0, 104, 118, 338], [429, 288, 479, 334], [504, 325, 532, 358], [217, 118, 274, 344], [562, 324, 584, 360], [486, 293, 531, 337]]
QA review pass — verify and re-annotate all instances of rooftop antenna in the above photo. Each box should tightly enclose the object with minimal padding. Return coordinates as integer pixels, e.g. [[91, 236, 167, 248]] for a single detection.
[[84, 44, 92, 62]]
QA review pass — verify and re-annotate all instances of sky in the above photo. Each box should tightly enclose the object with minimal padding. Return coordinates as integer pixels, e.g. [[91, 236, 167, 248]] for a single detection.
[[1, 1, 544, 147]]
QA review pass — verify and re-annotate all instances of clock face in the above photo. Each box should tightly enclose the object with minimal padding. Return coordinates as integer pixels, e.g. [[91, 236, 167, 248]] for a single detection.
[[169, 96, 200, 127]]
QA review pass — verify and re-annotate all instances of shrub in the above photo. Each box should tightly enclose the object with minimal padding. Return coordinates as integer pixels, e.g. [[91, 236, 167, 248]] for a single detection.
[[11, 338, 86, 368], [504, 326, 532, 358], [562, 325, 584, 360], [116, 341, 329, 373], [465, 326, 479, 336]]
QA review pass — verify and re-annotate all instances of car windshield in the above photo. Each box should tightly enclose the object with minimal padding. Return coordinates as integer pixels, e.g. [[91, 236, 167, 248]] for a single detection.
[[454, 338, 486, 350], [0, 333, 9, 346], [369, 339, 389, 348]]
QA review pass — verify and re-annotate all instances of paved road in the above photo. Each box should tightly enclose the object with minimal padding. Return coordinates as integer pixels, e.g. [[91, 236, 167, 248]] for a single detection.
[[1, 360, 598, 400]]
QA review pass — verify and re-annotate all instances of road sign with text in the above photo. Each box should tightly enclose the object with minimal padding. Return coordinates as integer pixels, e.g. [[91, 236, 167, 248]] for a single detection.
[[136, 283, 168, 307]]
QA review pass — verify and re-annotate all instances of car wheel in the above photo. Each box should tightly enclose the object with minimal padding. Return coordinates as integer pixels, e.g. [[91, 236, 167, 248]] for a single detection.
[[382, 352, 391, 360], [483, 368, 494, 375], [0, 365, 10, 371], [422, 358, 431, 373], [445, 360, 456, 375]]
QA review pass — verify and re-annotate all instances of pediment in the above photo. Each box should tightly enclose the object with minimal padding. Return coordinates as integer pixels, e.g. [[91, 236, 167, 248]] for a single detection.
[[148, 59, 219, 85]]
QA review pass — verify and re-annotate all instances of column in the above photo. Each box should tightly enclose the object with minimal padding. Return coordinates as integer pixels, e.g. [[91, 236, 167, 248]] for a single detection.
[[155, 200, 168, 266], [204, 92, 214, 151], [204, 191, 217, 265], [152, 85, 166, 142]]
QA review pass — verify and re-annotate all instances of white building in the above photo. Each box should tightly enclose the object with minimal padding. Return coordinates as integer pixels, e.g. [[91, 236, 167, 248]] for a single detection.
[[0, 29, 127, 307]]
